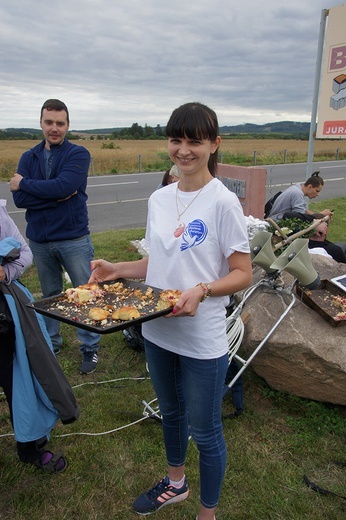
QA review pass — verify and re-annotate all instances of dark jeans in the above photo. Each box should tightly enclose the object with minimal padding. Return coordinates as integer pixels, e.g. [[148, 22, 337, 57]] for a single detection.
[[145, 339, 228, 509], [309, 239, 346, 263], [282, 211, 314, 222], [29, 236, 100, 353], [0, 322, 47, 462]]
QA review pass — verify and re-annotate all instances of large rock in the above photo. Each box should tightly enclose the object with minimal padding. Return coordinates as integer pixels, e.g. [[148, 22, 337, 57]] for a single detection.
[[240, 255, 346, 405]]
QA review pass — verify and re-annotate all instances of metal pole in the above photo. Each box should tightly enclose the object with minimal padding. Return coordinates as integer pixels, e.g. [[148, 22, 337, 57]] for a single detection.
[[227, 290, 296, 389], [306, 9, 329, 180]]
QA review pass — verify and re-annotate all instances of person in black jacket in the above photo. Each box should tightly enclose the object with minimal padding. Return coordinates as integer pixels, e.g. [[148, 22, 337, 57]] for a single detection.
[[0, 199, 71, 472]]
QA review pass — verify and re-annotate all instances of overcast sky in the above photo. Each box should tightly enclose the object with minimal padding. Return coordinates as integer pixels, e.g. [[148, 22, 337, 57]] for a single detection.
[[0, 0, 344, 130]]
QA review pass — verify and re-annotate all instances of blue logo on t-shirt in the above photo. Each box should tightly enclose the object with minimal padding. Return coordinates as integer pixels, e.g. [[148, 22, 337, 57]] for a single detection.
[[180, 219, 208, 251]]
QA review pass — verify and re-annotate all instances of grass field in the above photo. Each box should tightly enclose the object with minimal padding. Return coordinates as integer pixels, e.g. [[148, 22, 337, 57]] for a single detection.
[[0, 207, 345, 520], [1, 137, 346, 178]]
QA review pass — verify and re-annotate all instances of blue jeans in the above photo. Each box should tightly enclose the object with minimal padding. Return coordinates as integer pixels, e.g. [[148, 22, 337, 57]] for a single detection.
[[145, 339, 228, 509], [29, 236, 100, 353]]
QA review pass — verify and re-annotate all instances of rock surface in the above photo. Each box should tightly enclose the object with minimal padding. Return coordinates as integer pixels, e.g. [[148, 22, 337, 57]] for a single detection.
[[240, 254, 346, 405]]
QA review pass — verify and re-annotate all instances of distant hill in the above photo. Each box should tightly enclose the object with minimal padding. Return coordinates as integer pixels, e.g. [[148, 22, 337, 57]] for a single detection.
[[1, 128, 42, 139], [219, 121, 310, 135], [73, 128, 125, 135], [1, 127, 124, 138], [4, 128, 41, 134], [72, 121, 311, 136], [2, 121, 311, 139], [3, 127, 125, 135]]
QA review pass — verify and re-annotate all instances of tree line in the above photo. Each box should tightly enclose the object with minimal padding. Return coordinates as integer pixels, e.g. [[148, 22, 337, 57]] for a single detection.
[[0, 129, 79, 140], [1, 123, 310, 141], [110, 123, 165, 140]]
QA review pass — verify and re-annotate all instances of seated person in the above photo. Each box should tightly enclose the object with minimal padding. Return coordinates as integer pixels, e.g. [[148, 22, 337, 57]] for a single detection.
[[268, 172, 345, 262], [308, 221, 346, 263], [268, 171, 333, 222], [157, 165, 180, 189]]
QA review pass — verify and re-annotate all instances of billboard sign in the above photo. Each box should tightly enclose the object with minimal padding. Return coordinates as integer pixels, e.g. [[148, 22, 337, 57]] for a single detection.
[[316, 3, 346, 138]]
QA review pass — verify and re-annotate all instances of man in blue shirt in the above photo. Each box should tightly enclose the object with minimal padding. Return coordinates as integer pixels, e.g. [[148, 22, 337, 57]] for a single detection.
[[10, 99, 100, 374]]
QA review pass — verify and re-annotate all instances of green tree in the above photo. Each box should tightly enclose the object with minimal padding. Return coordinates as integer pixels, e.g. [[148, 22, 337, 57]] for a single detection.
[[144, 124, 154, 137], [129, 123, 144, 138], [155, 124, 164, 137]]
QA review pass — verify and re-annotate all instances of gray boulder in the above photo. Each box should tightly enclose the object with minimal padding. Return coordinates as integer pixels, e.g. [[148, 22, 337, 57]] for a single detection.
[[240, 255, 346, 405]]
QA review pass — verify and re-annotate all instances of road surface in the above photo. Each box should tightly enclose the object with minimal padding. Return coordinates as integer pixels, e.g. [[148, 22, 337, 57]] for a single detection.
[[2, 160, 345, 237]]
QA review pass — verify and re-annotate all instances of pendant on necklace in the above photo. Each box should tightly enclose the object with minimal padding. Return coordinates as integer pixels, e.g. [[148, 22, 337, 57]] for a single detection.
[[174, 222, 185, 237]]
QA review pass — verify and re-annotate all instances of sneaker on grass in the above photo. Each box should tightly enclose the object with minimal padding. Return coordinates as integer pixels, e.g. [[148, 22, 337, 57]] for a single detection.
[[80, 352, 98, 374], [133, 476, 189, 515]]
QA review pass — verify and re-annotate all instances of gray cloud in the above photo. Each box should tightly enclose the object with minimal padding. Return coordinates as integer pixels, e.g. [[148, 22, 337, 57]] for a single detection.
[[0, 0, 343, 129]]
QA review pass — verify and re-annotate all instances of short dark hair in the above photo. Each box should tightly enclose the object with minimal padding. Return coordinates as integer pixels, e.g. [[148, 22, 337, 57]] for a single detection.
[[165, 102, 220, 176], [304, 171, 324, 187], [40, 99, 70, 124]]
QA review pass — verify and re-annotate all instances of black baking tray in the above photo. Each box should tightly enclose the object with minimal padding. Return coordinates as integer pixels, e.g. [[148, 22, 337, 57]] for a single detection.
[[27, 279, 172, 333], [296, 279, 346, 328]]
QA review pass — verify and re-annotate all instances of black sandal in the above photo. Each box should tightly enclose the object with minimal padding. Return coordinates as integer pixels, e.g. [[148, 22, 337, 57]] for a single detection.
[[30, 450, 68, 473]]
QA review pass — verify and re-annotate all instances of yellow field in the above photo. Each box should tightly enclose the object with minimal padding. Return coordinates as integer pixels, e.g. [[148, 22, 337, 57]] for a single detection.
[[1, 138, 346, 178]]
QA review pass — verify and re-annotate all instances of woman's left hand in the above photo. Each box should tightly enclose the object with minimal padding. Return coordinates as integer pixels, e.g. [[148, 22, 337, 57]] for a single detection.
[[166, 286, 203, 317]]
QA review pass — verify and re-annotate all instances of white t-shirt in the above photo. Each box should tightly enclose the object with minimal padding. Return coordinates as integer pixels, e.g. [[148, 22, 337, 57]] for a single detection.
[[142, 178, 250, 359], [308, 247, 333, 259]]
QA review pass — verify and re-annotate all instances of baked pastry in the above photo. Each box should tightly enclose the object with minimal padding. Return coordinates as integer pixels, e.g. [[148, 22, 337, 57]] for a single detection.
[[112, 306, 140, 321], [88, 307, 110, 321], [332, 294, 346, 312], [332, 294, 346, 320], [65, 283, 104, 303], [156, 289, 182, 310]]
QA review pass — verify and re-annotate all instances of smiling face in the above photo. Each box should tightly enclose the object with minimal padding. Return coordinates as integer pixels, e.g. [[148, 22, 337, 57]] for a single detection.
[[167, 136, 220, 176], [165, 102, 221, 177], [40, 108, 69, 148]]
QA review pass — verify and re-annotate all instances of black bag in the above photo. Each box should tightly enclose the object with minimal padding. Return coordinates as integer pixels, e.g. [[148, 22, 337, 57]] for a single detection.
[[0, 291, 13, 334], [123, 324, 145, 352], [3, 281, 80, 424], [264, 191, 282, 219]]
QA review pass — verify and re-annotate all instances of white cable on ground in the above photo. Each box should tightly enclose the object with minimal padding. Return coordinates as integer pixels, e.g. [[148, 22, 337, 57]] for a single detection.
[[0, 318, 243, 439], [0, 377, 158, 439]]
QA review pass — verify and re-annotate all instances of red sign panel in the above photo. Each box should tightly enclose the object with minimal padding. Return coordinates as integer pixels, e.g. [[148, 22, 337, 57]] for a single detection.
[[323, 120, 346, 135]]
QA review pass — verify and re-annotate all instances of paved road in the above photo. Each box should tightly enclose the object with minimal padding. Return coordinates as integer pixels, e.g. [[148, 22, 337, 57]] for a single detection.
[[264, 160, 346, 201], [2, 160, 345, 237]]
